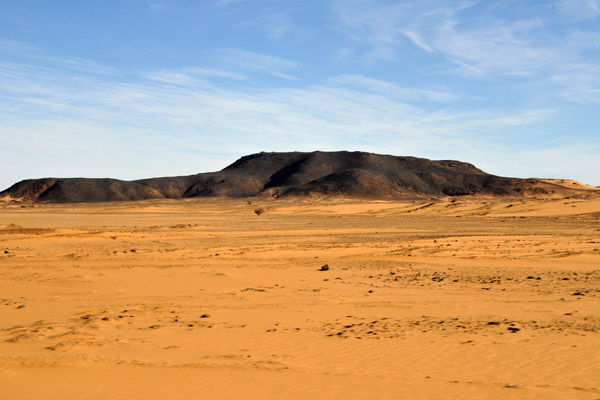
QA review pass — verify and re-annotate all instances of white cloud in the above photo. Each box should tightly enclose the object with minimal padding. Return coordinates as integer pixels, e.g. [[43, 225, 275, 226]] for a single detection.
[[552, 63, 600, 103], [216, 48, 299, 78], [149, 2, 170, 14], [554, 0, 600, 21], [214, 0, 247, 7], [436, 19, 559, 78], [504, 144, 600, 186], [1, 40, 597, 188], [333, 0, 473, 57], [0, 39, 32, 52], [0, 52, 573, 189], [141, 67, 246, 86], [403, 30, 433, 53], [330, 74, 458, 102], [331, 0, 600, 103]]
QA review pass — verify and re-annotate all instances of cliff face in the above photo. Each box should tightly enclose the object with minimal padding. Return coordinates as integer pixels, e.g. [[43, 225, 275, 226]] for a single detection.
[[1, 151, 596, 203]]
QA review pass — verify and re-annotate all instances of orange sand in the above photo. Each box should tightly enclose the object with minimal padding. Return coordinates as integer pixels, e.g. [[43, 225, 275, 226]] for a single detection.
[[1, 197, 599, 399]]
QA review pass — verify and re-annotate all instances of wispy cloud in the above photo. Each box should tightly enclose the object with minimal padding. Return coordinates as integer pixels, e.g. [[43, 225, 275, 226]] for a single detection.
[[330, 74, 458, 102], [0, 38, 32, 52], [332, 0, 472, 61], [552, 63, 600, 104], [1, 45, 580, 189], [403, 31, 433, 53], [331, 0, 600, 103], [141, 67, 246, 86], [506, 143, 600, 184], [553, 0, 600, 21], [217, 48, 299, 79], [0, 38, 118, 76], [1, 3, 598, 190], [215, 1, 295, 39], [214, 0, 247, 7], [148, 2, 170, 14]]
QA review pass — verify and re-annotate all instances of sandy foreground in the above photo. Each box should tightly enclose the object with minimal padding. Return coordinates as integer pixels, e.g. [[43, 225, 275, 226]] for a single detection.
[[0, 197, 599, 400]]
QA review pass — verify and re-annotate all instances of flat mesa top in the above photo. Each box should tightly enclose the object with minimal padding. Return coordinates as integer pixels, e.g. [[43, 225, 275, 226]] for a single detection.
[[1, 151, 598, 203]]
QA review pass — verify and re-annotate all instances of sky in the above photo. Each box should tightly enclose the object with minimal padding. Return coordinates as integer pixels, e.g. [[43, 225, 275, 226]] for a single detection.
[[1, 0, 599, 190]]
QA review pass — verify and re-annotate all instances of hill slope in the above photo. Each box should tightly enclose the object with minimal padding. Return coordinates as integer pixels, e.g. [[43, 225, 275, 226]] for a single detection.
[[1, 151, 597, 203]]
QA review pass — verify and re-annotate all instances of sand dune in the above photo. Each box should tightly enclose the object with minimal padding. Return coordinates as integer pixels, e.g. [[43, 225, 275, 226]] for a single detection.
[[1, 197, 599, 399], [540, 179, 599, 191]]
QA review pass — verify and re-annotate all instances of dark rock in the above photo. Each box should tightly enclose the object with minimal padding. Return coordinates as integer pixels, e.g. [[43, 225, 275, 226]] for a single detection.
[[507, 327, 520, 332], [319, 264, 330, 271], [4, 151, 593, 203]]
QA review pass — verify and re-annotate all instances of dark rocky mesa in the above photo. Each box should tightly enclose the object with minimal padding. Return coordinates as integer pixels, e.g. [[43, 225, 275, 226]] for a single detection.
[[2, 151, 596, 203]]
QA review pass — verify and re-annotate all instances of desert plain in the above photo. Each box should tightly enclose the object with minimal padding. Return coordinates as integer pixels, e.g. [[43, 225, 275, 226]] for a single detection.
[[1, 195, 599, 399]]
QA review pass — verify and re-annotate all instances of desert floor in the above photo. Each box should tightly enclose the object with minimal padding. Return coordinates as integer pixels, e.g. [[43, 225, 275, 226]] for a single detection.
[[1, 197, 599, 399]]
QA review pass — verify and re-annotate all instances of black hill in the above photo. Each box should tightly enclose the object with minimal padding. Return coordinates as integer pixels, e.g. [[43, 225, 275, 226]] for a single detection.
[[1, 151, 596, 203]]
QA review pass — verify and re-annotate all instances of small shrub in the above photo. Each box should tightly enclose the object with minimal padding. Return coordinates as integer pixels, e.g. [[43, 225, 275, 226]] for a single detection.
[[254, 207, 265, 216], [247, 200, 252, 205]]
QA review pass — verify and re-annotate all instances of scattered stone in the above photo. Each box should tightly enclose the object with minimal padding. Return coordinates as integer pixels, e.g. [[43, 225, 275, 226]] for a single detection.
[[16, 304, 25, 309], [487, 321, 501, 325], [200, 314, 210, 318], [319, 264, 330, 271], [572, 292, 585, 296], [149, 325, 161, 329], [507, 327, 520, 332]]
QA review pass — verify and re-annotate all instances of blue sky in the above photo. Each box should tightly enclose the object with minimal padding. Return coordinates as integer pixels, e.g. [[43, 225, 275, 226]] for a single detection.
[[1, 0, 599, 189]]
